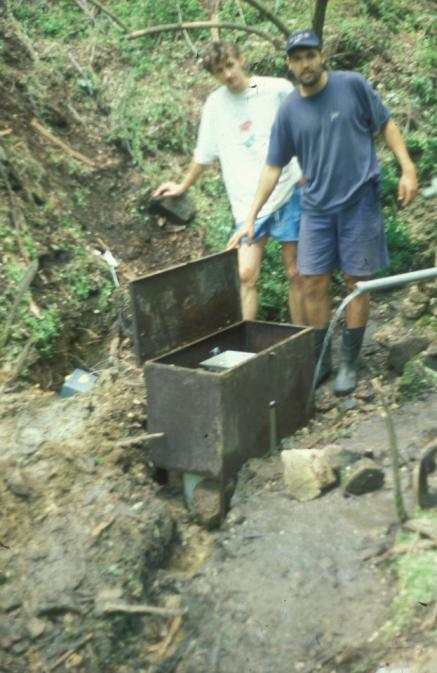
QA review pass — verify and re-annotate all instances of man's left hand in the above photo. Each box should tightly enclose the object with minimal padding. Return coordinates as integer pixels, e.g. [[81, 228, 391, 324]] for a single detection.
[[398, 170, 418, 207]]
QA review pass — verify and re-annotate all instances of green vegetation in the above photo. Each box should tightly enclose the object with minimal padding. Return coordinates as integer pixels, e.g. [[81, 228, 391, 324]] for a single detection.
[[1, 0, 435, 374]]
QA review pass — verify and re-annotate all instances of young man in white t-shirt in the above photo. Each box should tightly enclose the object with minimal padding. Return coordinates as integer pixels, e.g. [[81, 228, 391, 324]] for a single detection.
[[154, 41, 304, 323]]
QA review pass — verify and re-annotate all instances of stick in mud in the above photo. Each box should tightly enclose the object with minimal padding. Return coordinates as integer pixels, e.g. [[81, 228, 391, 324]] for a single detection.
[[372, 377, 408, 523]]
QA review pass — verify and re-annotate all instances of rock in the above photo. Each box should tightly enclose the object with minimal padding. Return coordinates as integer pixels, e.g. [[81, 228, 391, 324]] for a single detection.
[[407, 285, 430, 306], [26, 617, 46, 640], [424, 340, 437, 371], [321, 444, 362, 473], [15, 426, 45, 456], [343, 459, 385, 496], [412, 439, 437, 508], [387, 334, 430, 374], [191, 479, 222, 529], [6, 469, 34, 499], [400, 298, 428, 319], [0, 587, 22, 612], [281, 449, 337, 502], [399, 356, 437, 398], [149, 193, 195, 223]]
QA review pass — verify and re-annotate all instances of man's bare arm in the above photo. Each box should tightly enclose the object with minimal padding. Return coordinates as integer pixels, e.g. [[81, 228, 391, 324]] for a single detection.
[[154, 161, 209, 198], [382, 117, 418, 207], [226, 164, 283, 249]]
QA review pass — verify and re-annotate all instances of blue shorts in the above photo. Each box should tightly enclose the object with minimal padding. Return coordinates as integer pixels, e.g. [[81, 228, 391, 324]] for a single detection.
[[236, 187, 301, 244], [297, 183, 390, 276]]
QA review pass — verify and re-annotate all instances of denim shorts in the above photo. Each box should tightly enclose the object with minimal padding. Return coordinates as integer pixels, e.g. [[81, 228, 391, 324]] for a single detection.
[[297, 183, 390, 276], [236, 187, 301, 244]]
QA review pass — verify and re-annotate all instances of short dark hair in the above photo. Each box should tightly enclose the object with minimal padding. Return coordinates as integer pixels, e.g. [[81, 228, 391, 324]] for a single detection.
[[201, 42, 241, 73]]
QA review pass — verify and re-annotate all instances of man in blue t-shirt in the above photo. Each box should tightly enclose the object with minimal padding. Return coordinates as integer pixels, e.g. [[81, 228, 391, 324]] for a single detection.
[[227, 29, 418, 396]]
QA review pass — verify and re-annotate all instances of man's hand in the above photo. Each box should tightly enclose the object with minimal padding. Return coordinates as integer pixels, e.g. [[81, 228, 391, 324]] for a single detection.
[[153, 182, 185, 198], [226, 220, 255, 250], [398, 170, 418, 207]]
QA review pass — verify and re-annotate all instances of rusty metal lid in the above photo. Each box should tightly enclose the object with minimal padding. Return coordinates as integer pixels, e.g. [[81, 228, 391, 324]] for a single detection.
[[129, 250, 241, 364]]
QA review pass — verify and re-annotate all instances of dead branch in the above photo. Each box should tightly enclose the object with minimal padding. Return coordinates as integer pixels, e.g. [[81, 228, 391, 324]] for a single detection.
[[115, 433, 165, 449], [148, 614, 182, 657], [241, 0, 288, 37], [86, 0, 127, 31], [99, 600, 185, 617], [0, 129, 13, 137], [1, 260, 39, 349], [127, 22, 282, 48], [372, 378, 408, 523], [48, 633, 94, 672], [30, 118, 96, 167]]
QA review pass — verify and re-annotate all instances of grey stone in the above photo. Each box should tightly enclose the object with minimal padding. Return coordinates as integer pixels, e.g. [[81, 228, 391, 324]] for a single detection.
[[149, 193, 195, 223], [281, 449, 337, 502], [387, 334, 430, 374], [400, 298, 428, 319], [321, 444, 362, 473], [343, 459, 385, 496], [26, 617, 46, 640], [424, 340, 437, 371], [0, 587, 22, 612], [15, 427, 45, 456], [6, 470, 34, 499]]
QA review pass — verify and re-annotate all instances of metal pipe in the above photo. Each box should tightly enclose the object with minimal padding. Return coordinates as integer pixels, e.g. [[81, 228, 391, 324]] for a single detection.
[[354, 267, 437, 294]]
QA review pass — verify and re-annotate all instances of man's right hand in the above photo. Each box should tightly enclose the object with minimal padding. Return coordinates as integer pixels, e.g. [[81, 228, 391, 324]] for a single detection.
[[153, 182, 185, 198], [226, 219, 255, 250]]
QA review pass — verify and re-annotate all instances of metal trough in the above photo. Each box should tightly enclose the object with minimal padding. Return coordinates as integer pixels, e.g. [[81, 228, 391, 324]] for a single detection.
[[129, 250, 314, 515]]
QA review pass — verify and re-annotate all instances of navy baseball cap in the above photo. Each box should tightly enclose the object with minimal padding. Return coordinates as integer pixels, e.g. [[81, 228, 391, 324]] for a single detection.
[[286, 29, 321, 54]]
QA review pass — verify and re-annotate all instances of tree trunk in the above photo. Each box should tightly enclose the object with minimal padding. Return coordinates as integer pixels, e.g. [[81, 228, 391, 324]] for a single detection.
[[312, 0, 329, 42]]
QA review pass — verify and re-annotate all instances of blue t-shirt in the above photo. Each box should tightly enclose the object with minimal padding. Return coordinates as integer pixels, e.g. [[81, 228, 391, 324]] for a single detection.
[[267, 71, 391, 212]]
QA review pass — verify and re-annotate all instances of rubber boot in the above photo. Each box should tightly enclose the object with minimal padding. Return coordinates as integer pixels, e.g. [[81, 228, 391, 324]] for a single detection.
[[334, 326, 366, 396], [314, 328, 332, 386]]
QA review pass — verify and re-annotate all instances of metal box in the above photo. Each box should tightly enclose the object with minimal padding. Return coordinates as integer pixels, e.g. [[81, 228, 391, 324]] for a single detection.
[[129, 250, 314, 507]]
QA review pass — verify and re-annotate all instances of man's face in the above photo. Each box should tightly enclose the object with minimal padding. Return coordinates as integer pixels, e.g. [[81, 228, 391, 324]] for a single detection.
[[287, 48, 326, 89], [211, 56, 248, 93]]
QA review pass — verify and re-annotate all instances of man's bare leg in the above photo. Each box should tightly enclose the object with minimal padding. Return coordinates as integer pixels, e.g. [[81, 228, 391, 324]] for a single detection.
[[344, 274, 370, 327], [237, 238, 266, 320], [302, 273, 332, 328], [281, 242, 305, 324]]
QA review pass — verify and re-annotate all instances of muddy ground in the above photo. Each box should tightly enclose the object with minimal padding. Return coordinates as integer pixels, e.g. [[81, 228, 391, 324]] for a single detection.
[[1, 304, 437, 673]]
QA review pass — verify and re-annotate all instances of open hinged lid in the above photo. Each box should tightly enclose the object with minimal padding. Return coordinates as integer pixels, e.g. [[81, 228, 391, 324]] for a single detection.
[[129, 250, 242, 364]]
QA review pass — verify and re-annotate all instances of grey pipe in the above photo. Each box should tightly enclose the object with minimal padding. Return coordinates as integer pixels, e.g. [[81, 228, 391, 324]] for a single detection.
[[354, 267, 437, 294]]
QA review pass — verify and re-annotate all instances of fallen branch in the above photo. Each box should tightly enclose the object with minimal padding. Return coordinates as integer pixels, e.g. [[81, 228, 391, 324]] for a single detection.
[[115, 432, 165, 449], [99, 600, 185, 617], [241, 0, 289, 37], [86, 0, 127, 31], [0, 128, 13, 137], [30, 118, 96, 167], [148, 614, 182, 657], [127, 22, 282, 48], [48, 633, 93, 672]]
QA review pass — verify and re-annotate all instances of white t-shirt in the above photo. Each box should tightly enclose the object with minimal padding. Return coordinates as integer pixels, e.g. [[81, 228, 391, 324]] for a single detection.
[[193, 76, 302, 222]]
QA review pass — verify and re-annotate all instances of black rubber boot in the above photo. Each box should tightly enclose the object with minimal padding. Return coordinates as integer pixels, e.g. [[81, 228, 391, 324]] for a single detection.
[[314, 328, 332, 386], [334, 326, 366, 396]]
